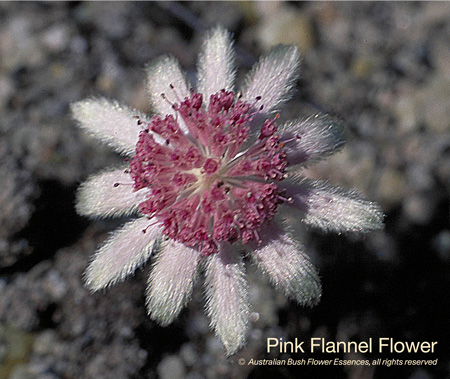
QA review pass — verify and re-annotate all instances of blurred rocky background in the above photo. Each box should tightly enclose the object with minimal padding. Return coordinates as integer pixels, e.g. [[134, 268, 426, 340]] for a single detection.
[[0, 2, 449, 378]]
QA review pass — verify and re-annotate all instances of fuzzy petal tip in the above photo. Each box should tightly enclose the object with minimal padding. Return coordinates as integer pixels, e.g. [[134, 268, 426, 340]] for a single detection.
[[84, 218, 160, 291], [204, 245, 250, 356], [146, 241, 201, 326]]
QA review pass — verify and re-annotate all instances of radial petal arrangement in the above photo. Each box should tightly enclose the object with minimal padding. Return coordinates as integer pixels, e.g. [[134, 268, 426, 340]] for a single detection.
[[73, 26, 384, 355]]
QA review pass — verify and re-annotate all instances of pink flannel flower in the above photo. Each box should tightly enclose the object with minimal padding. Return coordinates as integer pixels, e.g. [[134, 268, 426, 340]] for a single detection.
[[72, 28, 383, 355]]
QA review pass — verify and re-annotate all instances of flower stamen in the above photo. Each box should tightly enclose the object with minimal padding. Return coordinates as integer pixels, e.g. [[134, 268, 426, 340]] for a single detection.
[[129, 89, 288, 255]]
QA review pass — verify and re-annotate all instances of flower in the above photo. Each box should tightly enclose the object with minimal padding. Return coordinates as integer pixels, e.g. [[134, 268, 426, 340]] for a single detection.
[[72, 27, 383, 355]]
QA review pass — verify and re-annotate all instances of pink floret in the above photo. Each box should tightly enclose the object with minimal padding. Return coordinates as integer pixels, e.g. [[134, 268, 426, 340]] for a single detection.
[[129, 90, 288, 255]]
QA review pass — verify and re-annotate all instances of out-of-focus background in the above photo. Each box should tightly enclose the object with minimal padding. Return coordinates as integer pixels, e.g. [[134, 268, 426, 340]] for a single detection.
[[0, 2, 449, 378]]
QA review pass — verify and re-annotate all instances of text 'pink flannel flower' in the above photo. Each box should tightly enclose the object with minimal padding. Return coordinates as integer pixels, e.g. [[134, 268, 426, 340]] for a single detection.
[[72, 27, 383, 355]]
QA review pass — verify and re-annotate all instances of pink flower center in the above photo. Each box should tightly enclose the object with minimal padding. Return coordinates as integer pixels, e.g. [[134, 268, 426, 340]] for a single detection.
[[129, 89, 288, 255]]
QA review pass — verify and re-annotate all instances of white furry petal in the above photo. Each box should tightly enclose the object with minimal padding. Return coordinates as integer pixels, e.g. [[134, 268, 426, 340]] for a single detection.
[[241, 45, 300, 113], [204, 244, 249, 356], [146, 56, 190, 122], [251, 226, 321, 305], [289, 179, 384, 233], [146, 240, 200, 326], [85, 217, 160, 291], [280, 114, 345, 166], [71, 98, 146, 155], [197, 27, 235, 102], [76, 167, 150, 218]]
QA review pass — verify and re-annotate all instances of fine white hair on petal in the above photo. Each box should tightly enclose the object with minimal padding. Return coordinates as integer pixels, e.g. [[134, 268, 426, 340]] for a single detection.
[[76, 167, 150, 219], [251, 225, 321, 305], [146, 240, 201, 326], [197, 26, 235, 102], [145, 56, 190, 131], [84, 217, 160, 291], [287, 179, 384, 233], [203, 244, 250, 356], [71, 98, 147, 156], [279, 114, 346, 166], [241, 44, 300, 114]]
